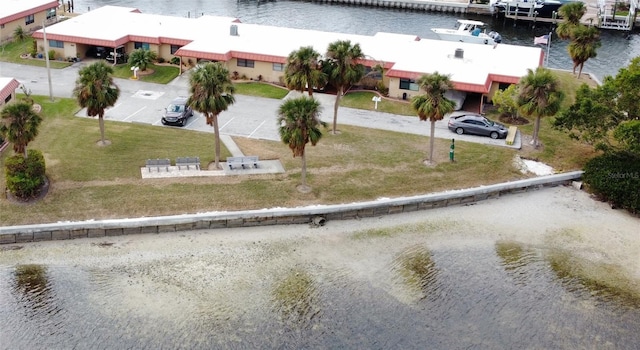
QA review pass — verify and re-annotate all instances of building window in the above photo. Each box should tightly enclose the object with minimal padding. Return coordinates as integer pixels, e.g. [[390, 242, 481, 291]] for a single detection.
[[399, 78, 418, 91], [49, 40, 64, 48], [272, 63, 284, 72], [4, 95, 12, 104], [237, 59, 255, 68], [134, 42, 150, 50], [46, 8, 57, 19], [170, 45, 181, 55], [25, 14, 35, 25]]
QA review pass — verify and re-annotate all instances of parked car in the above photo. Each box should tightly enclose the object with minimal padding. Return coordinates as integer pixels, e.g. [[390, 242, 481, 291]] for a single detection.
[[447, 113, 508, 139], [86, 46, 107, 59], [161, 97, 193, 127], [106, 51, 127, 64]]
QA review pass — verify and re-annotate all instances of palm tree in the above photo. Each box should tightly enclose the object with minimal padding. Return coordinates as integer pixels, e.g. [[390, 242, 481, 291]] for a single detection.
[[325, 40, 365, 134], [568, 25, 601, 78], [13, 26, 28, 54], [277, 96, 325, 192], [187, 62, 235, 169], [284, 46, 327, 97], [410, 72, 456, 164], [556, 2, 586, 39], [128, 48, 157, 71], [73, 61, 120, 146], [517, 67, 565, 148], [0, 102, 42, 159]]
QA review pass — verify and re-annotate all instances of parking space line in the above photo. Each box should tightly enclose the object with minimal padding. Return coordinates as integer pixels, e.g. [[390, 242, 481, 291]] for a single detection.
[[106, 103, 122, 111], [248, 120, 266, 138], [123, 106, 147, 121], [220, 117, 235, 131]]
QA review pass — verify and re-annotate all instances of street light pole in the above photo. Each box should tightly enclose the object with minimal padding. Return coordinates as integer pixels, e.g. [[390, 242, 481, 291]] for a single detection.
[[42, 21, 54, 102]]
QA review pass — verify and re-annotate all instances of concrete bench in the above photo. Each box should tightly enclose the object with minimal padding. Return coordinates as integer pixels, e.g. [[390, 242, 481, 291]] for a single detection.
[[506, 126, 518, 146], [145, 158, 171, 172], [176, 157, 200, 170], [227, 156, 259, 170]]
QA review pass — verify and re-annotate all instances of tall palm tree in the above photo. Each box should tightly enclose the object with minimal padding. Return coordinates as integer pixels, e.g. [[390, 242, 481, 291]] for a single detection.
[[325, 40, 365, 134], [277, 96, 325, 191], [187, 62, 235, 169], [517, 67, 565, 148], [556, 1, 586, 39], [128, 48, 157, 71], [284, 46, 327, 97], [410, 72, 456, 164], [73, 61, 120, 146], [0, 102, 42, 159], [568, 25, 601, 78]]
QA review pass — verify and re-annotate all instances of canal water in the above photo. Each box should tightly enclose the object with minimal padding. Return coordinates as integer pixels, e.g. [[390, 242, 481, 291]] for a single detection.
[[1, 187, 640, 348], [68, 0, 640, 80]]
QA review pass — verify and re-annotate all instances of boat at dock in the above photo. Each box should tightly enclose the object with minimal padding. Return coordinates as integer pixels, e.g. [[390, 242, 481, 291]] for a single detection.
[[492, 0, 570, 18], [431, 19, 502, 45]]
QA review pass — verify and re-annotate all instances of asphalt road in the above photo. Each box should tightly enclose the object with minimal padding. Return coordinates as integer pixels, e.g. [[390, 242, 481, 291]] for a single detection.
[[1, 60, 520, 148]]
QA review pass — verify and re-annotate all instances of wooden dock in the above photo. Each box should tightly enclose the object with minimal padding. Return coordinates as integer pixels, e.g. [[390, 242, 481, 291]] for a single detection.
[[309, 0, 493, 15]]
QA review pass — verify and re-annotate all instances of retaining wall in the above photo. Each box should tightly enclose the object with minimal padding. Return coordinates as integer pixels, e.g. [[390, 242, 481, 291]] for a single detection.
[[0, 171, 583, 245]]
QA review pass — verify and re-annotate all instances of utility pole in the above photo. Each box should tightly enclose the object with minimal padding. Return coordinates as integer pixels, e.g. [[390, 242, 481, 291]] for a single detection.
[[42, 21, 54, 102]]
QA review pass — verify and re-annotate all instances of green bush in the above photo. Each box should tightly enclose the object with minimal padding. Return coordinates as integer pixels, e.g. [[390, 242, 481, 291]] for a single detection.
[[30, 40, 37, 58], [583, 151, 640, 213], [157, 57, 165, 64], [169, 57, 180, 65], [4, 149, 46, 199], [48, 49, 55, 60]]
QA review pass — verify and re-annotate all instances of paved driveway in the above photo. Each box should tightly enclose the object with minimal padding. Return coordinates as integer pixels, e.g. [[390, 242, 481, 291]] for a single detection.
[[3, 60, 520, 148]]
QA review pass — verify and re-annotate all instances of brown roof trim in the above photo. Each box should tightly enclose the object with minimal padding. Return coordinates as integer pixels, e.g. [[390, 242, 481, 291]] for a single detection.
[[0, 78, 21, 102], [0, 0, 59, 25]]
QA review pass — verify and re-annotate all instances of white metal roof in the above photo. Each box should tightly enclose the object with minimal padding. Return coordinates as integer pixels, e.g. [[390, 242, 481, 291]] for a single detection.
[[1, 0, 57, 22], [35, 6, 542, 91]]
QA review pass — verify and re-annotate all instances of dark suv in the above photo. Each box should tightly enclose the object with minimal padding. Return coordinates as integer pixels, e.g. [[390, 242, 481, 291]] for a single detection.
[[161, 97, 193, 127]]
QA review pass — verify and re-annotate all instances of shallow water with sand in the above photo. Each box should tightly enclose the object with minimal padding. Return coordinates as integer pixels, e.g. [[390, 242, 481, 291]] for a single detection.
[[1, 186, 639, 349]]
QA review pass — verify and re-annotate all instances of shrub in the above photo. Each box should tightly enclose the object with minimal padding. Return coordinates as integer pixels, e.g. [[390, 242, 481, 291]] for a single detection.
[[232, 71, 240, 80], [582, 151, 640, 213], [48, 50, 55, 60], [169, 57, 180, 65], [4, 149, 46, 199], [30, 40, 37, 58], [377, 81, 389, 97], [157, 57, 165, 64], [358, 76, 379, 90]]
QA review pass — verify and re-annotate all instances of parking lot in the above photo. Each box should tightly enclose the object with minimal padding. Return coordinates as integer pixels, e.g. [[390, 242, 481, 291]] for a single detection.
[[4, 60, 520, 148]]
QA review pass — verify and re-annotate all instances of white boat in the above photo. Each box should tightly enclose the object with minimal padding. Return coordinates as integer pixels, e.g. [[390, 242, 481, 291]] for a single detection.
[[431, 20, 502, 45]]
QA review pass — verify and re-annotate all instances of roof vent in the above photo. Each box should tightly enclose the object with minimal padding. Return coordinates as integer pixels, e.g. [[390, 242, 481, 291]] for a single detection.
[[454, 48, 464, 59], [230, 24, 239, 36]]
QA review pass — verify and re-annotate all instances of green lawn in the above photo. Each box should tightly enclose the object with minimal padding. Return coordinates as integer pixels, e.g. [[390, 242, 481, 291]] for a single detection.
[[0, 69, 598, 226], [233, 82, 289, 99], [340, 91, 416, 116], [0, 40, 72, 69], [111, 63, 181, 84]]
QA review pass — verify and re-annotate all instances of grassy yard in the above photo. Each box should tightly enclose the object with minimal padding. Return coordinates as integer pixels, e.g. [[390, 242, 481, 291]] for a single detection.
[[0, 70, 597, 226], [0, 40, 72, 69], [340, 91, 416, 116], [111, 63, 181, 84], [234, 82, 289, 99]]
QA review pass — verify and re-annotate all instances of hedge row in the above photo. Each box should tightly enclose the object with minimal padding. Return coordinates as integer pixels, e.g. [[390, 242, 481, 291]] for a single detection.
[[583, 151, 640, 213]]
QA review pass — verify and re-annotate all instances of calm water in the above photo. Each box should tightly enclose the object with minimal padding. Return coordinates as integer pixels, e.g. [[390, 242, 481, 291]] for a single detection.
[[68, 0, 640, 80], [1, 240, 639, 349]]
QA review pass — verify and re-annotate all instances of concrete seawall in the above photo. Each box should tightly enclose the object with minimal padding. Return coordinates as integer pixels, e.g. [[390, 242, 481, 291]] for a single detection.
[[307, 0, 494, 15], [0, 171, 583, 245]]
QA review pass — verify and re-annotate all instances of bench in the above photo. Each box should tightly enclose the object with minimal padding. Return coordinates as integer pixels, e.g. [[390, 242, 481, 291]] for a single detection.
[[176, 157, 200, 170], [506, 126, 518, 146], [145, 158, 171, 172], [227, 156, 259, 170]]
